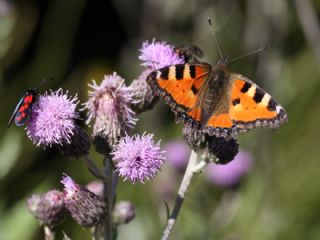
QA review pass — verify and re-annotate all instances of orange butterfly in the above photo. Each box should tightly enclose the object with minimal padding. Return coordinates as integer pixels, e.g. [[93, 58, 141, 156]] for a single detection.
[[147, 56, 288, 139]]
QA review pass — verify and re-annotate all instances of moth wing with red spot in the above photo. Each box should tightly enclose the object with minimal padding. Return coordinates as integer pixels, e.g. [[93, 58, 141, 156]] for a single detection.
[[8, 96, 25, 127], [147, 63, 211, 127], [8, 90, 37, 127], [14, 102, 34, 126]]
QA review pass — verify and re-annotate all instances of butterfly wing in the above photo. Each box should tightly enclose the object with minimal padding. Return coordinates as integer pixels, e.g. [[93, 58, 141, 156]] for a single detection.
[[202, 73, 288, 139], [147, 63, 211, 127], [14, 103, 33, 126], [148, 64, 288, 139], [228, 73, 288, 135], [8, 91, 36, 127], [8, 96, 24, 127]]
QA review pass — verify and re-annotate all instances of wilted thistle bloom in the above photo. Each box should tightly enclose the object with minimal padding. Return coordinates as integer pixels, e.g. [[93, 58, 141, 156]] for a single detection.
[[61, 174, 106, 227], [205, 150, 253, 187], [27, 190, 66, 228], [183, 126, 239, 164], [139, 39, 184, 70], [83, 73, 137, 152], [129, 70, 156, 113], [111, 134, 165, 183], [206, 137, 239, 164], [113, 201, 136, 225], [55, 125, 91, 159]]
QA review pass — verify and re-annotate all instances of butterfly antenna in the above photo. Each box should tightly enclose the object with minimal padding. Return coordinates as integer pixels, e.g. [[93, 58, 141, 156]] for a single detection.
[[208, 17, 223, 59], [229, 46, 270, 63]]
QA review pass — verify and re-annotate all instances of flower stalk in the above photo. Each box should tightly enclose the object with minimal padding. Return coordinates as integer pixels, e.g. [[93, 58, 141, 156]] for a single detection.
[[161, 150, 208, 240], [103, 156, 114, 240], [44, 226, 55, 240]]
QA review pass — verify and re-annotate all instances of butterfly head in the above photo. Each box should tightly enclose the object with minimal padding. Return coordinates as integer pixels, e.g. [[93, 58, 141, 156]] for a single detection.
[[217, 56, 230, 69], [26, 88, 39, 96]]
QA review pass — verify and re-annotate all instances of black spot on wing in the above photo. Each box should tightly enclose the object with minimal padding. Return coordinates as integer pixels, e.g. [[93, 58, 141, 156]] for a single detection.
[[189, 65, 196, 78], [191, 84, 198, 95], [175, 65, 185, 80], [240, 82, 251, 93], [160, 68, 169, 80], [267, 98, 277, 111], [232, 98, 240, 106], [253, 88, 264, 103]]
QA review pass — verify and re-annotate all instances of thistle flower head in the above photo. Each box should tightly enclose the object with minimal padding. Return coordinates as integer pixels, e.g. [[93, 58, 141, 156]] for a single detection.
[[26, 89, 79, 147], [55, 125, 91, 159], [111, 133, 165, 183], [86, 180, 104, 199], [129, 69, 157, 113], [27, 190, 66, 227], [205, 150, 253, 187], [61, 174, 106, 227], [183, 126, 239, 164], [83, 73, 137, 151], [207, 137, 239, 164], [139, 39, 184, 70]]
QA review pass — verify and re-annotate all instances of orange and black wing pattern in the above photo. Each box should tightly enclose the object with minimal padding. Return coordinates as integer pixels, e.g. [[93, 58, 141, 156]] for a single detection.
[[229, 73, 287, 135], [147, 63, 210, 127], [147, 63, 288, 139], [202, 73, 288, 138]]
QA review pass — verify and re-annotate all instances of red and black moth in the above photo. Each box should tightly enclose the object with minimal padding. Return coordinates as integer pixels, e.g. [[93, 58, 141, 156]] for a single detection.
[[8, 88, 38, 127]]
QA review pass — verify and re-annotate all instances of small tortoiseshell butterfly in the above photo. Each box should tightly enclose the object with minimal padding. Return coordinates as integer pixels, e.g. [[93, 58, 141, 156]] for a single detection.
[[147, 56, 288, 139], [8, 88, 38, 127]]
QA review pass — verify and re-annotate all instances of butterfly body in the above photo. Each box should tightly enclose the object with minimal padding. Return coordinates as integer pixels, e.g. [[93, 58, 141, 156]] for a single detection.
[[8, 88, 38, 127], [147, 57, 288, 139]]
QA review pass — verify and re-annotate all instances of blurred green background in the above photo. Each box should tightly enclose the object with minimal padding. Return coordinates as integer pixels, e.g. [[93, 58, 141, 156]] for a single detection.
[[0, 0, 320, 239]]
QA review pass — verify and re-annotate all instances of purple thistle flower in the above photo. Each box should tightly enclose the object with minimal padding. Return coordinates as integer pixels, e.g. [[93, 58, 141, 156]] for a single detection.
[[111, 133, 165, 183], [26, 89, 79, 147], [83, 73, 137, 150], [205, 150, 253, 187], [61, 174, 106, 228], [139, 39, 184, 70], [164, 140, 191, 170], [27, 190, 66, 227]]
